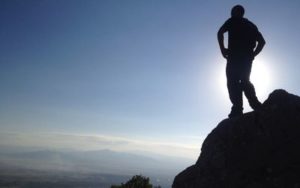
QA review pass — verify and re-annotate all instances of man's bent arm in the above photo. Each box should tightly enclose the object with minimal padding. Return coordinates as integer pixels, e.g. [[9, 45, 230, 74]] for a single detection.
[[217, 26, 228, 59], [253, 32, 265, 57]]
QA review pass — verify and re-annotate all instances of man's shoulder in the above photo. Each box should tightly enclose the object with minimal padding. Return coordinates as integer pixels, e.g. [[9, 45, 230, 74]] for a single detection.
[[221, 18, 235, 29], [224, 18, 233, 24], [225, 17, 255, 26], [243, 18, 258, 30]]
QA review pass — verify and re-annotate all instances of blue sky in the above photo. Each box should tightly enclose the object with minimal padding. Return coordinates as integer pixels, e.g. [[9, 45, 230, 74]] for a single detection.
[[1, 0, 300, 159]]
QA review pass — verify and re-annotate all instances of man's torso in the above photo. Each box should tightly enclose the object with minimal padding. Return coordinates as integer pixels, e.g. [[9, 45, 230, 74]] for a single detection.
[[225, 18, 258, 58]]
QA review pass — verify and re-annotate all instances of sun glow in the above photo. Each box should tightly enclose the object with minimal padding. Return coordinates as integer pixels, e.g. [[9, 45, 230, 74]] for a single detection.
[[216, 56, 274, 103], [251, 57, 273, 98]]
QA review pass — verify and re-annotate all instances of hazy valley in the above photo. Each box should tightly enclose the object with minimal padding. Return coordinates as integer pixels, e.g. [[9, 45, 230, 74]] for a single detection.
[[0, 148, 194, 188]]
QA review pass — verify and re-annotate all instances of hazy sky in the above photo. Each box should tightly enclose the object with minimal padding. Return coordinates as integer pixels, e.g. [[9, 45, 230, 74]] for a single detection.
[[1, 0, 300, 159]]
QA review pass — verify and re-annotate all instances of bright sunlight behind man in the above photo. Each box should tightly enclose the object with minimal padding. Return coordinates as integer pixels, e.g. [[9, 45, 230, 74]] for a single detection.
[[216, 55, 274, 111], [251, 56, 274, 99]]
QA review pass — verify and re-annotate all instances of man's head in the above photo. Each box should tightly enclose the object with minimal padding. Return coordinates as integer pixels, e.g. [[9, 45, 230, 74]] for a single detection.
[[231, 5, 244, 18]]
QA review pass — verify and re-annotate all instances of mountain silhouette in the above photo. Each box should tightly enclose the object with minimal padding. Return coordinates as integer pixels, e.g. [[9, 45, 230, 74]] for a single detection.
[[173, 89, 300, 188]]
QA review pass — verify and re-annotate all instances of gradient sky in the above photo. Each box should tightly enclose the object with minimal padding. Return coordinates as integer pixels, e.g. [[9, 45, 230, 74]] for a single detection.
[[1, 0, 300, 159]]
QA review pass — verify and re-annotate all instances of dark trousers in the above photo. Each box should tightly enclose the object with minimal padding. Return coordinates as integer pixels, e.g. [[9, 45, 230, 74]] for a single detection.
[[226, 56, 260, 112]]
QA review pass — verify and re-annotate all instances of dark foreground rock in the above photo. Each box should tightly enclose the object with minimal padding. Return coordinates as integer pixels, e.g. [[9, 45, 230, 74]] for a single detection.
[[173, 89, 300, 188]]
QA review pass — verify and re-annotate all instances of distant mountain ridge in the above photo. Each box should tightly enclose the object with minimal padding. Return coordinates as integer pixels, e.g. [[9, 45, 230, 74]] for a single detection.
[[0, 148, 192, 174], [0, 148, 193, 187]]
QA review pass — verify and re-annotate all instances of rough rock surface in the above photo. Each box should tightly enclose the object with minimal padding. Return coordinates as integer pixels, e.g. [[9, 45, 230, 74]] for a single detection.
[[173, 89, 300, 188]]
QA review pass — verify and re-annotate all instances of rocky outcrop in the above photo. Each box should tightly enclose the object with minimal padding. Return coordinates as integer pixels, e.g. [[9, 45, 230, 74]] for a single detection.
[[173, 89, 300, 188]]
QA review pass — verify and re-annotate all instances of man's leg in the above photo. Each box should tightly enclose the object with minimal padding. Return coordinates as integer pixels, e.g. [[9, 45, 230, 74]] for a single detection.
[[242, 80, 262, 110], [240, 63, 262, 110], [226, 64, 243, 118]]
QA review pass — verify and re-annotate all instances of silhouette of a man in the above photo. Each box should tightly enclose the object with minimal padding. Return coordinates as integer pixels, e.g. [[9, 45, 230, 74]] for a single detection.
[[218, 5, 265, 118]]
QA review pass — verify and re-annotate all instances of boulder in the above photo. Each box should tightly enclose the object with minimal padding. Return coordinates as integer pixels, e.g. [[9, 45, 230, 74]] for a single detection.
[[173, 89, 300, 188]]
